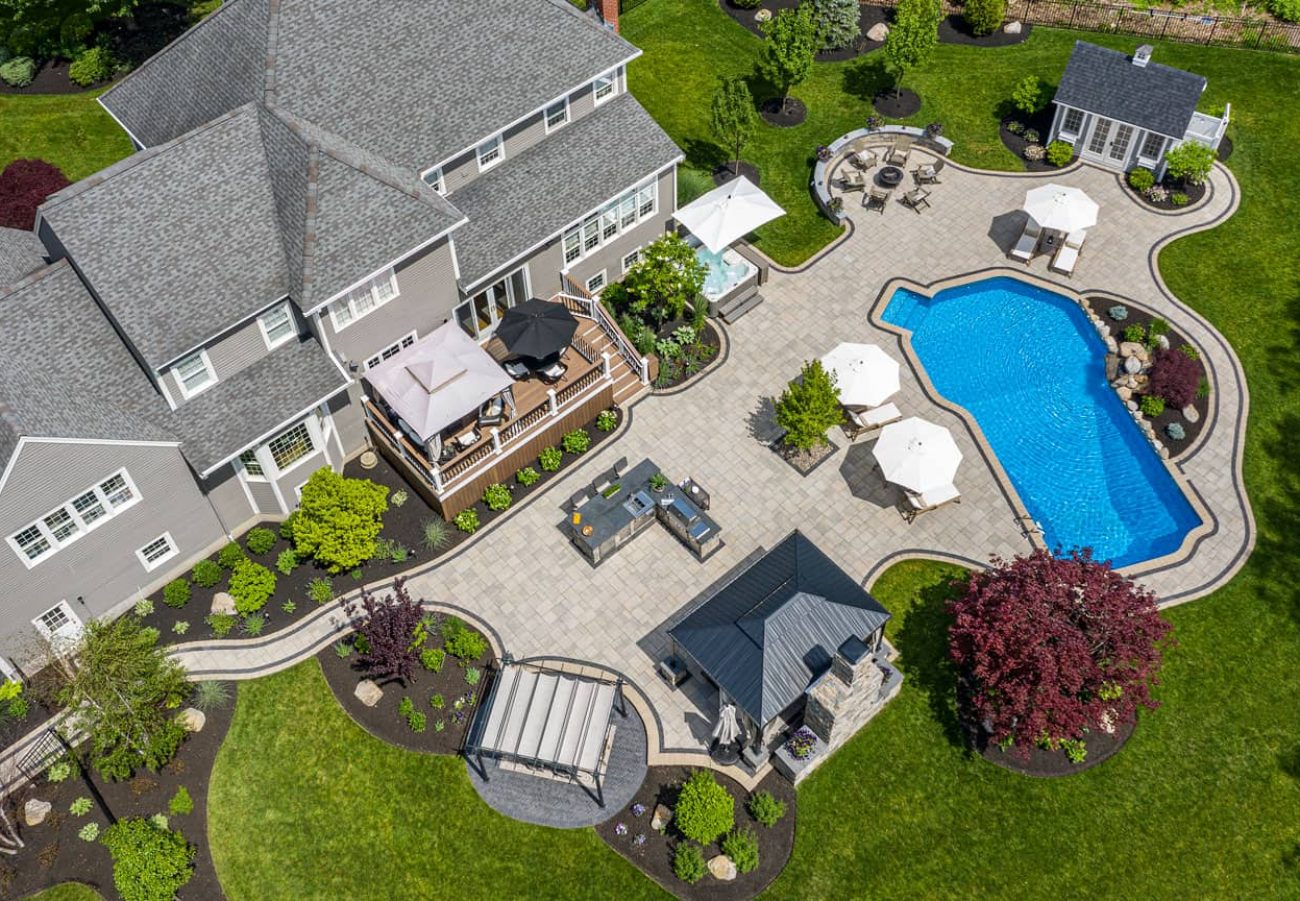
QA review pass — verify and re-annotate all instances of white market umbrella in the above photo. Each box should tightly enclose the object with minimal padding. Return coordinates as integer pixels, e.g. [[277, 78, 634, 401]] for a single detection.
[[1022, 184, 1099, 233], [712, 704, 740, 746], [872, 417, 963, 493], [674, 176, 785, 254], [820, 343, 900, 409]]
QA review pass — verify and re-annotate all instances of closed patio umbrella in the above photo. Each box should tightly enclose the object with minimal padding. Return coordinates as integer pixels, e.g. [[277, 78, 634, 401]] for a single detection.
[[872, 417, 963, 493], [496, 298, 579, 361], [1022, 183, 1099, 233], [820, 342, 900, 409], [712, 704, 740, 746]]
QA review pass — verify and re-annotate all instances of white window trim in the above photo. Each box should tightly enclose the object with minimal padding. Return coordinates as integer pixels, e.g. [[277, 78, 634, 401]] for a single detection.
[[256, 302, 296, 351], [135, 532, 178, 572], [561, 178, 657, 268], [33, 600, 82, 643], [174, 348, 217, 400], [6, 469, 142, 569], [237, 449, 267, 483], [420, 166, 445, 195], [544, 97, 570, 134], [476, 134, 505, 172], [593, 67, 620, 106], [328, 270, 400, 332], [267, 421, 319, 477], [621, 246, 642, 273], [585, 270, 607, 294], [365, 331, 418, 370]]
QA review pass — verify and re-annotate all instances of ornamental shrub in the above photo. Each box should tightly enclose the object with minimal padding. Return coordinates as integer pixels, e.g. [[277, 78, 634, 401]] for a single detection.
[[228, 560, 275, 615], [293, 469, 389, 572], [1269, 0, 1300, 20], [1107, 305, 1129, 322], [134, 598, 154, 618], [1022, 143, 1045, 162], [1022, 128, 1040, 144], [1127, 167, 1155, 191], [101, 818, 196, 901], [245, 527, 277, 555], [191, 559, 222, 588], [168, 786, 193, 816], [0, 57, 36, 88], [963, 0, 1006, 36], [1011, 75, 1044, 115], [1123, 324, 1146, 344], [79, 822, 100, 842], [674, 769, 735, 844], [722, 827, 760, 874], [596, 409, 619, 432], [205, 614, 236, 637], [0, 158, 70, 230], [1005, 120, 1025, 136], [1163, 141, 1215, 186], [1045, 140, 1073, 167], [240, 613, 265, 636], [217, 542, 245, 570], [775, 359, 843, 451], [733, 0, 761, 7], [275, 549, 299, 575], [1165, 421, 1187, 441], [407, 710, 427, 733], [483, 483, 512, 512], [68, 46, 115, 86], [71, 796, 93, 816], [162, 579, 190, 609], [539, 446, 562, 471], [442, 617, 488, 663], [1171, 192, 1189, 206], [748, 790, 787, 827], [420, 518, 449, 551], [1140, 395, 1166, 417], [278, 512, 298, 542], [812, 0, 861, 50], [454, 508, 479, 534], [561, 429, 591, 454], [420, 647, 446, 673], [674, 843, 708, 884], [308, 577, 334, 604], [516, 466, 540, 487], [1148, 347, 1201, 408]]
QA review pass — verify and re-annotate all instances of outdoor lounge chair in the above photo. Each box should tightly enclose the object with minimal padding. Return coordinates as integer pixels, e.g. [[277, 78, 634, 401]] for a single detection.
[[478, 395, 505, 427], [886, 139, 912, 166], [503, 359, 530, 380], [844, 402, 903, 440], [1050, 243, 1079, 277], [538, 360, 567, 383], [838, 169, 867, 193], [901, 188, 931, 214], [1009, 221, 1041, 263], [913, 159, 945, 185], [452, 427, 480, 450], [864, 188, 890, 215], [902, 482, 962, 523], [849, 149, 878, 171]]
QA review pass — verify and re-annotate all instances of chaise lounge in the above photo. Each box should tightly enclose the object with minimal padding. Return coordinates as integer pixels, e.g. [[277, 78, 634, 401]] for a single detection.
[[901, 482, 962, 522], [1009, 221, 1042, 263], [845, 402, 903, 440]]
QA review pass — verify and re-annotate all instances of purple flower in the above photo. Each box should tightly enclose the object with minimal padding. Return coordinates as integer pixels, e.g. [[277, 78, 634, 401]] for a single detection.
[[631, 803, 646, 817], [633, 833, 647, 847], [615, 822, 627, 836]]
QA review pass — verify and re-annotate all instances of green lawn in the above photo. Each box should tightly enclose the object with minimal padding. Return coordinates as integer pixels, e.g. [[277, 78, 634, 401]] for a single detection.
[[0, 91, 134, 182], [207, 660, 665, 901]]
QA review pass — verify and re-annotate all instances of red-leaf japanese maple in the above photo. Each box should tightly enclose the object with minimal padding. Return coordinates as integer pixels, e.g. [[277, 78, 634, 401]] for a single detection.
[[1147, 348, 1202, 409], [0, 159, 70, 230], [347, 578, 424, 685], [947, 549, 1173, 753]]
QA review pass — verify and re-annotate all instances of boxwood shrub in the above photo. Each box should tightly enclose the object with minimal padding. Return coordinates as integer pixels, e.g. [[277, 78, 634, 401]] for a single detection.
[[191, 559, 222, 588], [675, 769, 734, 844], [228, 560, 276, 615], [673, 843, 708, 884], [162, 579, 191, 609], [245, 527, 277, 555]]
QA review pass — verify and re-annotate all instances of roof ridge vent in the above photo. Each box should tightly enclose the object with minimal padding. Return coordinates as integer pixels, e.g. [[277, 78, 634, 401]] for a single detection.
[[1133, 44, 1153, 67]]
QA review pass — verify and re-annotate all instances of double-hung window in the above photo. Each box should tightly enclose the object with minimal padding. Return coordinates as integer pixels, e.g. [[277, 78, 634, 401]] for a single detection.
[[7, 470, 140, 567], [365, 332, 417, 370], [238, 449, 265, 480], [477, 134, 504, 171], [593, 69, 619, 105], [622, 247, 642, 272], [267, 422, 315, 471], [585, 270, 607, 294], [175, 350, 215, 398], [136, 533, 178, 571], [258, 303, 295, 349], [1061, 108, 1085, 137], [545, 99, 570, 132], [328, 269, 399, 331], [1138, 132, 1166, 162]]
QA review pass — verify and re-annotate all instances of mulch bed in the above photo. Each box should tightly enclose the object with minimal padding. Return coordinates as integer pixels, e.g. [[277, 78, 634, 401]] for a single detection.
[[977, 717, 1136, 777], [760, 97, 806, 128], [873, 88, 921, 119], [1124, 176, 1207, 212], [772, 437, 839, 477], [720, 0, 887, 60], [653, 321, 722, 391], [596, 765, 796, 901], [0, 61, 107, 96], [0, 669, 63, 752], [937, 13, 1031, 46], [998, 110, 1062, 172], [0, 684, 234, 900], [713, 160, 761, 186], [316, 618, 495, 756], [1084, 296, 1209, 458]]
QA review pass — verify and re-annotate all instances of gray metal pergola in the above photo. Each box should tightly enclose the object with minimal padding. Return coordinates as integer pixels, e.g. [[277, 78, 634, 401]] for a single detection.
[[463, 658, 626, 807]]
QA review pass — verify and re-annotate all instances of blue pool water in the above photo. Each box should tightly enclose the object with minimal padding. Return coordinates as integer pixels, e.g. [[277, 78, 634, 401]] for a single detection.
[[881, 276, 1200, 567], [695, 244, 753, 297]]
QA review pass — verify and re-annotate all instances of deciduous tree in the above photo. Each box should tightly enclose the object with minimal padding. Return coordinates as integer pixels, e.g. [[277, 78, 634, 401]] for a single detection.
[[883, 0, 941, 95], [348, 578, 424, 685], [1163, 141, 1216, 186], [709, 75, 757, 177], [759, 3, 817, 113], [606, 233, 707, 325], [1148, 347, 1202, 408], [947, 549, 1173, 755], [0, 159, 69, 230], [775, 360, 843, 450]]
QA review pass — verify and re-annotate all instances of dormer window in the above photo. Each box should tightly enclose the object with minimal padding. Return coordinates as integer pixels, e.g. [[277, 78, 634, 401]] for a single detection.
[[477, 134, 504, 171], [258, 303, 295, 350], [421, 167, 445, 194], [593, 68, 619, 105], [175, 349, 216, 398], [545, 98, 570, 133]]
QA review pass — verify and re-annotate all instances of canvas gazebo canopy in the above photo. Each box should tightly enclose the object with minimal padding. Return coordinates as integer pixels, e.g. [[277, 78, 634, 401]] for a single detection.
[[674, 176, 785, 254], [365, 321, 512, 452]]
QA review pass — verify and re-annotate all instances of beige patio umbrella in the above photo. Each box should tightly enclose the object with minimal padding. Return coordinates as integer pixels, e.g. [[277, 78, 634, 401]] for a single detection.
[[819, 342, 901, 409], [1022, 183, 1099, 233], [872, 417, 963, 493]]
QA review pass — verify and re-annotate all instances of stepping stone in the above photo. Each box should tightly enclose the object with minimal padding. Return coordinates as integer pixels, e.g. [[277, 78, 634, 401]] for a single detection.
[[355, 679, 383, 707], [178, 707, 206, 732], [211, 592, 236, 616], [708, 854, 737, 881], [24, 799, 51, 826], [651, 803, 672, 832]]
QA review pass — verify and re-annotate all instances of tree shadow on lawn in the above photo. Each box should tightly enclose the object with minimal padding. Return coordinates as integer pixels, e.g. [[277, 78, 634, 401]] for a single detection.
[[682, 136, 728, 176], [841, 57, 892, 105], [893, 571, 969, 751]]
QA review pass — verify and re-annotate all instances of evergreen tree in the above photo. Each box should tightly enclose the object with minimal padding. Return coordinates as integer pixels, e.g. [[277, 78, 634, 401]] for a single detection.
[[775, 360, 844, 450], [812, 0, 861, 50]]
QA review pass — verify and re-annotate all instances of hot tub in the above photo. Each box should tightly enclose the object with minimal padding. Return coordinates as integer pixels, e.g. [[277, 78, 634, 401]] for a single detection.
[[690, 239, 759, 317]]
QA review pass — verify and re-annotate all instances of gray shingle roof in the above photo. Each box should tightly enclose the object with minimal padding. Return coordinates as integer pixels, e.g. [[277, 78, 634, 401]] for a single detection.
[[40, 103, 462, 368], [1055, 41, 1206, 139], [102, 0, 637, 169], [453, 93, 682, 289], [0, 261, 176, 471], [166, 335, 349, 475], [0, 227, 47, 288], [669, 532, 891, 725]]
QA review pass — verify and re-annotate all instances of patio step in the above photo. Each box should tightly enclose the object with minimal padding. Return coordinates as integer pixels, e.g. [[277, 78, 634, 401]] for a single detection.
[[718, 291, 764, 324]]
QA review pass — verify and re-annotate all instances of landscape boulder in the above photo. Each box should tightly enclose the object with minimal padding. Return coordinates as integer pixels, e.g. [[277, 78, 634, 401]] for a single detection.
[[1182, 404, 1200, 424], [651, 803, 673, 832], [210, 592, 236, 616], [355, 679, 383, 707], [867, 22, 889, 41], [708, 854, 738, 881], [24, 799, 51, 826], [1124, 355, 1143, 375], [1004, 20, 1023, 34], [178, 707, 206, 733]]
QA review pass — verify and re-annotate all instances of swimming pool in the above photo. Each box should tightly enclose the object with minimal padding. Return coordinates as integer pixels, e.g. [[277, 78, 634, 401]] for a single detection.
[[881, 276, 1200, 567]]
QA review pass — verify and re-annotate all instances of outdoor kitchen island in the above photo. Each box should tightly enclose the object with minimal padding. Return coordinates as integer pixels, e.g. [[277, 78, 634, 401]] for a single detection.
[[569, 459, 722, 566]]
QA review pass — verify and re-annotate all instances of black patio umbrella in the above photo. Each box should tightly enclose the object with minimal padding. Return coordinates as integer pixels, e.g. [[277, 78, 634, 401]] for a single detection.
[[496, 298, 579, 361]]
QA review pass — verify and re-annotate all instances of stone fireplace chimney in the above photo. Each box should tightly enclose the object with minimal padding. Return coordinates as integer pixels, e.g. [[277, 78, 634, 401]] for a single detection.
[[596, 0, 619, 33], [804, 636, 886, 746]]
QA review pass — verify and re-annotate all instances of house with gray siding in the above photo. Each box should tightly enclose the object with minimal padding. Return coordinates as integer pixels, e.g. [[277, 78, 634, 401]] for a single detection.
[[0, 0, 681, 669], [1047, 41, 1228, 176]]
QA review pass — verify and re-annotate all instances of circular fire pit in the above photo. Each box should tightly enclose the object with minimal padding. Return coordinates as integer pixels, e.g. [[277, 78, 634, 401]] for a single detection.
[[878, 165, 905, 188]]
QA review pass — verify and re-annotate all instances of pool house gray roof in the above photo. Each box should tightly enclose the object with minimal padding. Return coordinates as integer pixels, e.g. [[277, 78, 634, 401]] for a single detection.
[[1054, 41, 1206, 140], [669, 532, 891, 725]]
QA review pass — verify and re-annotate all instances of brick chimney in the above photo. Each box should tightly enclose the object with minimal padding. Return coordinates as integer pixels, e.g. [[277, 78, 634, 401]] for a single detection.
[[597, 0, 619, 33]]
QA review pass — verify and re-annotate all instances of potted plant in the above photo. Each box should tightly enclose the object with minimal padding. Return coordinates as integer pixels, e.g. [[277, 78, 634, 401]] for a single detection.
[[649, 472, 669, 492], [828, 196, 844, 216], [816, 145, 832, 162], [866, 115, 883, 130], [925, 121, 943, 137]]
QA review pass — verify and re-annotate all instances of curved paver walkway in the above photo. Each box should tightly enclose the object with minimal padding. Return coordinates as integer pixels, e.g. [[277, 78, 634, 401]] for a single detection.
[[156, 158, 1256, 765]]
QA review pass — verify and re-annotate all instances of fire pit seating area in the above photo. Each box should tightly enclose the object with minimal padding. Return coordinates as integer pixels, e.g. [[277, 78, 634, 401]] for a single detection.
[[814, 126, 955, 223]]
